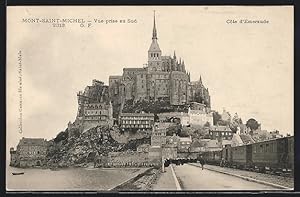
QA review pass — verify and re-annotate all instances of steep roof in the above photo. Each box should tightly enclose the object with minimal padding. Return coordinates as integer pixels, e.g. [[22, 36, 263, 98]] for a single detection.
[[222, 140, 232, 146], [179, 137, 192, 142], [231, 133, 244, 147], [148, 39, 161, 52], [205, 140, 220, 148], [239, 134, 255, 144], [148, 12, 161, 52], [209, 126, 232, 132], [123, 67, 147, 71], [191, 140, 202, 148], [18, 138, 47, 146], [120, 112, 154, 117]]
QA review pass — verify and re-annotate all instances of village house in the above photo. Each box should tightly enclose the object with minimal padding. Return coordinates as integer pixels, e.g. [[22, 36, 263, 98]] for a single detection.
[[178, 136, 192, 152], [151, 123, 167, 146], [190, 140, 205, 152], [119, 112, 155, 131], [166, 134, 180, 146], [209, 125, 233, 140], [199, 139, 222, 152]]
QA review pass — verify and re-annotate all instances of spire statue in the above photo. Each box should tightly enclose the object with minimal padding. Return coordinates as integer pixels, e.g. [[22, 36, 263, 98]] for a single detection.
[[152, 11, 157, 40]]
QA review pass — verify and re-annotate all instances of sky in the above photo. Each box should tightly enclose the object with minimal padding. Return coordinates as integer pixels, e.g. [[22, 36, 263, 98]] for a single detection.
[[7, 6, 293, 154]]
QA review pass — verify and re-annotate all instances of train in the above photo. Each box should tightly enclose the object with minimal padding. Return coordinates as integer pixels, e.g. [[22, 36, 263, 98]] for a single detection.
[[202, 136, 294, 173]]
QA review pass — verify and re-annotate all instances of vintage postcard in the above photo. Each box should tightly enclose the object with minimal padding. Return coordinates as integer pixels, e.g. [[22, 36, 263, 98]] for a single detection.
[[6, 6, 294, 191]]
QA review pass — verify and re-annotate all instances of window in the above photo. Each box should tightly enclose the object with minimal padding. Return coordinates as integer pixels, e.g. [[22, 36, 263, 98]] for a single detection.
[[260, 144, 263, 153], [270, 143, 273, 152]]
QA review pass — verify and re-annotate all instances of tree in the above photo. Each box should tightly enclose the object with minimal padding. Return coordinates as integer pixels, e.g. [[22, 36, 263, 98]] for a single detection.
[[246, 118, 260, 134], [212, 111, 222, 125], [218, 120, 229, 126], [232, 113, 243, 125], [229, 123, 238, 133], [230, 113, 243, 133]]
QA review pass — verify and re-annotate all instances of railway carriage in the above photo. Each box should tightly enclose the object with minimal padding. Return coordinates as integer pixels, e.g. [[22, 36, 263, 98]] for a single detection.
[[192, 136, 293, 175], [287, 136, 294, 172], [231, 144, 252, 169], [251, 136, 293, 172], [221, 144, 232, 167]]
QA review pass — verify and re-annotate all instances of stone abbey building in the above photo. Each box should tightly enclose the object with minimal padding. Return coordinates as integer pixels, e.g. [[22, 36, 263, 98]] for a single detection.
[[68, 79, 113, 133], [69, 13, 211, 133], [109, 13, 211, 109], [10, 138, 48, 168]]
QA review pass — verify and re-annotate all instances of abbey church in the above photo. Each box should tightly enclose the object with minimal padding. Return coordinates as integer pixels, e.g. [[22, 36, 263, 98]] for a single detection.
[[109, 13, 211, 108], [71, 13, 212, 133]]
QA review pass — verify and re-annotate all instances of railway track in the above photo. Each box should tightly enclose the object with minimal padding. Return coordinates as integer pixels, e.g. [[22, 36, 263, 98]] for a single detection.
[[205, 163, 293, 178], [164, 159, 293, 178]]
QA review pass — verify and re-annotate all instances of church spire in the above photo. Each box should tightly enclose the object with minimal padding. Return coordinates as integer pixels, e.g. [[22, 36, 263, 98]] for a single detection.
[[152, 11, 157, 40], [173, 50, 176, 59]]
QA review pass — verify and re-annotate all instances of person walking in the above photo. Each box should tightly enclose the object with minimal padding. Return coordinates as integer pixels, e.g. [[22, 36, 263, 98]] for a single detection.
[[198, 155, 205, 170]]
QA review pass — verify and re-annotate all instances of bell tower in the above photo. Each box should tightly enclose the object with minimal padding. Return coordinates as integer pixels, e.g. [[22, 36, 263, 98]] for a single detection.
[[148, 11, 162, 72]]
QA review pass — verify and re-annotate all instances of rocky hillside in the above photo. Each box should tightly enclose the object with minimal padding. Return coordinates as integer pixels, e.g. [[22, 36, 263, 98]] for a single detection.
[[46, 126, 150, 168]]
